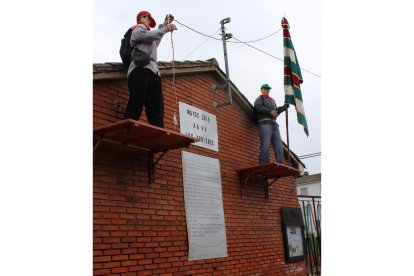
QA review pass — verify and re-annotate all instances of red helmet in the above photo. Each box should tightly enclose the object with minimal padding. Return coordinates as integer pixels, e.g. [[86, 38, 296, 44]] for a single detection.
[[136, 11, 156, 28]]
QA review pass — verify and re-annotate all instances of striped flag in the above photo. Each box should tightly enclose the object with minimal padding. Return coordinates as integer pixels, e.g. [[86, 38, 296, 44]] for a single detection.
[[282, 17, 309, 137]]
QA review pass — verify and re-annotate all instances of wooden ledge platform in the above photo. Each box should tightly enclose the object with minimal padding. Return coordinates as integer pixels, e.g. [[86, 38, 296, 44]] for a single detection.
[[236, 162, 300, 199], [236, 162, 300, 179], [93, 119, 198, 153], [93, 119, 198, 186]]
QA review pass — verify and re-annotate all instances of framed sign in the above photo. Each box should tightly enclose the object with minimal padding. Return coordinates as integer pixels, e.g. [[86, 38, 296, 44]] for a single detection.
[[179, 102, 219, 152], [281, 207, 307, 262]]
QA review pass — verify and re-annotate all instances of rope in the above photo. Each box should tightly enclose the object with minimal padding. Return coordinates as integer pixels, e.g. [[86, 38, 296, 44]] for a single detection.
[[169, 16, 179, 127]]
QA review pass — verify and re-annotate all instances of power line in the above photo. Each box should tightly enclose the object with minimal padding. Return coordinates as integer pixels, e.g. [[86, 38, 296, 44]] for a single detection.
[[161, 28, 221, 76], [231, 36, 284, 62], [299, 152, 321, 158], [175, 19, 222, 41], [181, 28, 221, 60], [298, 152, 321, 159], [175, 19, 282, 44], [174, 19, 321, 78], [231, 36, 321, 78], [227, 28, 283, 43]]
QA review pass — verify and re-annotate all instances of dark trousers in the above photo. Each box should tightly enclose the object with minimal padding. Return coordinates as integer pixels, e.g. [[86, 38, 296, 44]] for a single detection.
[[124, 67, 164, 128]]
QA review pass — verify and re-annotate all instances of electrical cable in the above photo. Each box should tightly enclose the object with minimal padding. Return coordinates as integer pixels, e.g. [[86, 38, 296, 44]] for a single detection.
[[298, 152, 321, 159], [181, 28, 221, 60], [161, 28, 221, 77], [228, 28, 283, 43], [299, 152, 321, 157], [175, 19, 321, 78], [176, 19, 282, 44], [175, 19, 222, 41], [231, 36, 284, 62], [231, 36, 321, 77]]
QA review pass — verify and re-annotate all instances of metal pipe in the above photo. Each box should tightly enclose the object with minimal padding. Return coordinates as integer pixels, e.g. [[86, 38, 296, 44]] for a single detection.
[[285, 106, 291, 165], [213, 101, 231, 109], [93, 137, 102, 153], [298, 195, 321, 199], [220, 18, 232, 105]]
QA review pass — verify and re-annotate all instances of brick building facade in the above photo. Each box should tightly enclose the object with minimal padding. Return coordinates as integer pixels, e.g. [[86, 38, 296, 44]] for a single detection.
[[93, 59, 307, 275]]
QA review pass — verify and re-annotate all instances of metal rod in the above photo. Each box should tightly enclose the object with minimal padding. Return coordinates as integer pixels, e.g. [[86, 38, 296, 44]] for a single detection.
[[220, 18, 232, 105], [154, 151, 167, 166], [298, 195, 321, 199], [93, 137, 102, 153], [312, 197, 320, 236], [299, 197, 321, 275], [147, 151, 154, 187], [214, 101, 231, 109], [312, 197, 322, 270], [285, 106, 291, 165], [301, 200, 310, 275]]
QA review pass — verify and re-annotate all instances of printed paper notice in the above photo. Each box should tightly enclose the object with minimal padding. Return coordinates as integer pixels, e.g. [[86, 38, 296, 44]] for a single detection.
[[182, 151, 227, 261], [287, 226, 304, 257]]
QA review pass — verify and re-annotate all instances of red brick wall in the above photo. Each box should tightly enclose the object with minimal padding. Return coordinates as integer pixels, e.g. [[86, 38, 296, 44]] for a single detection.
[[93, 71, 306, 275]]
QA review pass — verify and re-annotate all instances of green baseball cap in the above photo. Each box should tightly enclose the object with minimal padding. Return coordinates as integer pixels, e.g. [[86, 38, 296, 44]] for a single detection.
[[261, 83, 272, 89]]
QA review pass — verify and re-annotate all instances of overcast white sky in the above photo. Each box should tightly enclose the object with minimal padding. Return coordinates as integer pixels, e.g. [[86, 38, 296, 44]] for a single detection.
[[93, 0, 321, 174]]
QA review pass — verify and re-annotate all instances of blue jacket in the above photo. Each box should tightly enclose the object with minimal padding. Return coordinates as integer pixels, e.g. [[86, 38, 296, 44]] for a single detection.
[[254, 95, 286, 125]]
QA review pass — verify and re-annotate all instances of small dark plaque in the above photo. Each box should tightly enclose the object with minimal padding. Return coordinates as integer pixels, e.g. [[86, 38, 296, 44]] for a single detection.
[[281, 207, 307, 262]]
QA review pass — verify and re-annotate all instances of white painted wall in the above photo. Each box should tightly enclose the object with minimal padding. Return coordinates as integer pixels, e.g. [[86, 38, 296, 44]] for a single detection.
[[296, 173, 321, 196]]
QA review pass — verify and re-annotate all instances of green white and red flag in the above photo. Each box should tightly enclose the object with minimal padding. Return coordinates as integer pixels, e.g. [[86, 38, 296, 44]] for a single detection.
[[282, 17, 309, 137]]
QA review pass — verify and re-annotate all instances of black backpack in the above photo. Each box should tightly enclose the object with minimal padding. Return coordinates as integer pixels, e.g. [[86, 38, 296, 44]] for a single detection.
[[119, 27, 134, 65]]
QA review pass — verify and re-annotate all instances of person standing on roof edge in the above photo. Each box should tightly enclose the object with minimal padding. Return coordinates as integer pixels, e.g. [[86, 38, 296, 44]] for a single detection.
[[254, 83, 289, 164], [123, 11, 177, 128]]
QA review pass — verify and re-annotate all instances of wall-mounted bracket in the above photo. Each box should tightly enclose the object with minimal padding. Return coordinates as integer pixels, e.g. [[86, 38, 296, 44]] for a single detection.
[[212, 83, 228, 94], [236, 162, 299, 199], [93, 119, 198, 186], [213, 100, 231, 109], [114, 100, 122, 119]]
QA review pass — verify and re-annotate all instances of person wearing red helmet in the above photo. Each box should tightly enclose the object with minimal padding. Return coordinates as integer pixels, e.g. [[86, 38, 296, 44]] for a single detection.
[[123, 11, 177, 128]]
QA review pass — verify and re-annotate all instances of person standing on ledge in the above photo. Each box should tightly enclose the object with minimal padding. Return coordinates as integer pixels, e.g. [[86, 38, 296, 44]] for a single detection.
[[254, 83, 289, 164], [123, 11, 177, 128]]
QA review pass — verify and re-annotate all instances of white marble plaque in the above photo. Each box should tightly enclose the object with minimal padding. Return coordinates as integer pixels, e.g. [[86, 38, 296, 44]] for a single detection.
[[182, 151, 227, 261], [179, 101, 219, 151]]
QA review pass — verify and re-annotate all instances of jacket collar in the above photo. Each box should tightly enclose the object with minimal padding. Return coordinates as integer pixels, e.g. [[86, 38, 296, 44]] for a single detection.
[[137, 21, 150, 30]]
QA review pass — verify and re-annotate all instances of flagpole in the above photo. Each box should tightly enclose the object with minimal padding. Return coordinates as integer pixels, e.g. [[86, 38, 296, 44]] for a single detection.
[[285, 105, 291, 166]]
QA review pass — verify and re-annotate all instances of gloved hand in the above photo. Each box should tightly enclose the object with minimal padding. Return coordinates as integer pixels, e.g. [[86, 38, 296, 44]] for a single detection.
[[284, 103, 289, 109], [164, 14, 174, 24], [166, 24, 177, 32], [164, 14, 177, 32]]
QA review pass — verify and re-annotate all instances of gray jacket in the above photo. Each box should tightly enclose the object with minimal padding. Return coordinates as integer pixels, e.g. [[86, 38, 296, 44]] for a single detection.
[[254, 96, 286, 125], [127, 23, 169, 78]]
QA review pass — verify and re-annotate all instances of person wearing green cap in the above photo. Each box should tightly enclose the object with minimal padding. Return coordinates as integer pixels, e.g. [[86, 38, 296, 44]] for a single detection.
[[254, 84, 289, 164]]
